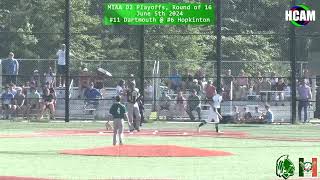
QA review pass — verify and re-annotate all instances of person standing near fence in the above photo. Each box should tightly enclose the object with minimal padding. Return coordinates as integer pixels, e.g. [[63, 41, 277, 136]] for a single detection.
[[186, 89, 201, 121], [297, 79, 312, 123], [3, 52, 19, 84], [109, 95, 128, 146], [56, 44, 66, 87], [126, 81, 141, 132]]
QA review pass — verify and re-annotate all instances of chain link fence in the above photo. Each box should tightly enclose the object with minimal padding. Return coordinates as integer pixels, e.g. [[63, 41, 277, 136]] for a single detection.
[[0, 0, 319, 123]]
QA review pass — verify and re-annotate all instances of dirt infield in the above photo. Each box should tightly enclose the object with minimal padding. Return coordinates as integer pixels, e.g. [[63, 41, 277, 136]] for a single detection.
[[61, 144, 233, 157], [1, 129, 320, 142], [39, 129, 248, 138]]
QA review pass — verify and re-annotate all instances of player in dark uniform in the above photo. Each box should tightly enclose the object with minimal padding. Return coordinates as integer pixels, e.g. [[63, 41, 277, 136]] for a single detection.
[[109, 95, 128, 146], [126, 82, 141, 132]]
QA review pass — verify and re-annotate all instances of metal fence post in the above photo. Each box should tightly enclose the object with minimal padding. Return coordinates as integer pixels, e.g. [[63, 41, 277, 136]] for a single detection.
[[139, 0, 145, 102], [290, 0, 297, 124], [216, 0, 222, 92], [64, 0, 70, 122]]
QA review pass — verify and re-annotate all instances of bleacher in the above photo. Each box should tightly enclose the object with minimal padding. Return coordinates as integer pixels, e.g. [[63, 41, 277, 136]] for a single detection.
[[53, 87, 314, 123]]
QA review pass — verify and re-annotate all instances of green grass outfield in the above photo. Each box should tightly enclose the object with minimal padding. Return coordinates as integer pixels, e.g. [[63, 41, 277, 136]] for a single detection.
[[0, 121, 319, 180]]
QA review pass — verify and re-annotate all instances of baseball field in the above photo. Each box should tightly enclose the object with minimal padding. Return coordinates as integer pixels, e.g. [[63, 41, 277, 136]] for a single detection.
[[0, 121, 319, 180]]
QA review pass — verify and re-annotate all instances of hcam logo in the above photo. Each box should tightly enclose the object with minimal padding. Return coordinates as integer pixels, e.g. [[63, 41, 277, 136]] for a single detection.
[[285, 4, 316, 27]]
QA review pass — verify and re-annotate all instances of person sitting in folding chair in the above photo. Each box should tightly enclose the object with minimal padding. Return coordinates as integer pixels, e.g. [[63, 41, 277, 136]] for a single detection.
[[1, 86, 14, 120], [84, 82, 102, 114]]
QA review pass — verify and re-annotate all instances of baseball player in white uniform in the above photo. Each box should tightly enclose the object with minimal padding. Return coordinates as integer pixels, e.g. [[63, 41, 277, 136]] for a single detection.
[[197, 89, 223, 133]]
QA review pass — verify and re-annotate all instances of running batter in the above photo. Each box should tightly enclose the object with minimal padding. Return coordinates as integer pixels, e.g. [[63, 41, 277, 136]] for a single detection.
[[197, 90, 223, 133]]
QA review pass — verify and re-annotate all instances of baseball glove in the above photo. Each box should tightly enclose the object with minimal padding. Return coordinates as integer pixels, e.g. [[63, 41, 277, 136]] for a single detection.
[[105, 121, 113, 131]]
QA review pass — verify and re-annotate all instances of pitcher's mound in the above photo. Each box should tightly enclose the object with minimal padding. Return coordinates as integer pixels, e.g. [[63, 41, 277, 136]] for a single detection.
[[61, 145, 233, 157]]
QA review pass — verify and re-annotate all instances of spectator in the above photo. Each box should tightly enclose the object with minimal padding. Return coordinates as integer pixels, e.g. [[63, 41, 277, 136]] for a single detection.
[[198, 80, 205, 95], [49, 87, 57, 108], [185, 71, 194, 90], [236, 69, 248, 100], [1, 86, 14, 119], [284, 80, 291, 100], [191, 79, 201, 95], [38, 88, 55, 120], [78, 68, 91, 99], [22, 81, 30, 96], [260, 78, 271, 101], [222, 69, 234, 100], [127, 74, 136, 90], [56, 44, 66, 87], [247, 81, 255, 101], [169, 69, 182, 92], [275, 78, 286, 103], [30, 81, 37, 90], [186, 89, 201, 121], [3, 52, 19, 84], [297, 79, 312, 123], [84, 82, 102, 109], [31, 70, 41, 89], [137, 95, 145, 126], [9, 83, 17, 96], [11, 88, 25, 118], [194, 68, 205, 82], [302, 68, 311, 86], [231, 106, 240, 123], [270, 72, 278, 91], [252, 76, 262, 95], [145, 81, 153, 100], [252, 106, 263, 123], [240, 107, 252, 123], [176, 91, 186, 116], [263, 105, 274, 124], [116, 79, 126, 97], [204, 80, 216, 103], [159, 91, 171, 110], [44, 67, 55, 88], [24, 87, 40, 119]]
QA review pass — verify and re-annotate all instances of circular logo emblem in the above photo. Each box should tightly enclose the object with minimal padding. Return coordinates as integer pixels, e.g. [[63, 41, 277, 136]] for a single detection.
[[290, 4, 311, 27], [304, 162, 313, 172]]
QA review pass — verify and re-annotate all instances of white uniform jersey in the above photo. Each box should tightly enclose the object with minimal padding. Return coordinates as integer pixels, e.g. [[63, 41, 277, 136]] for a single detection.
[[212, 94, 222, 109]]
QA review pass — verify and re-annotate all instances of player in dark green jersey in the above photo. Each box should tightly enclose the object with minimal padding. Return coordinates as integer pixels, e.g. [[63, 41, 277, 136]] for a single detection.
[[109, 95, 128, 146]]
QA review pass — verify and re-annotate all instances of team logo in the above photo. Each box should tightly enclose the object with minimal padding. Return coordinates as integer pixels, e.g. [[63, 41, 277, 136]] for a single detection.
[[299, 158, 317, 177], [285, 4, 316, 27], [276, 155, 295, 179]]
